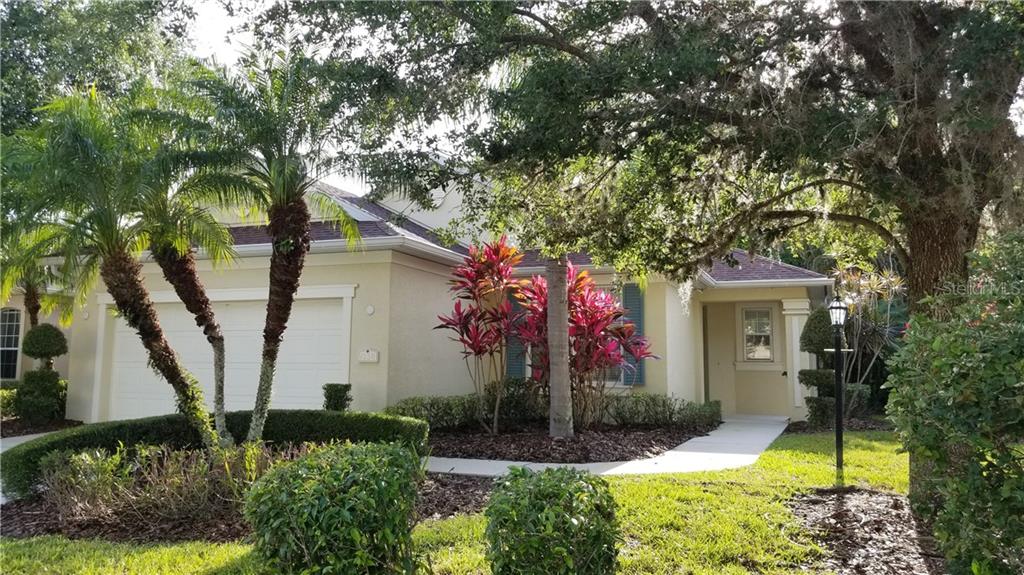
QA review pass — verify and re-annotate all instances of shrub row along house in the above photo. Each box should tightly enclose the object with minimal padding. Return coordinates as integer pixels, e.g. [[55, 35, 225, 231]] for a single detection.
[[1, 184, 832, 423]]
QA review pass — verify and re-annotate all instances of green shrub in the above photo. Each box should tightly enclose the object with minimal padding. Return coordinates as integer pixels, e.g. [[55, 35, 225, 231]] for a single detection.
[[486, 467, 619, 575], [39, 447, 130, 521], [886, 232, 1024, 574], [605, 393, 721, 430], [21, 324, 68, 366], [13, 369, 66, 424], [800, 307, 834, 360], [386, 394, 477, 430], [1, 409, 428, 499], [675, 399, 723, 429], [804, 396, 834, 429], [804, 385, 871, 429], [245, 442, 421, 574], [487, 377, 547, 425], [40, 442, 317, 524], [1, 379, 20, 390], [798, 369, 835, 396], [0, 388, 16, 416], [322, 383, 352, 412]]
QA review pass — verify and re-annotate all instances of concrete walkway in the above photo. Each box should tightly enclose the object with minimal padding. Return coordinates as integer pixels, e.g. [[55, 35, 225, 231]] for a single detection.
[[1, 431, 54, 504], [426, 415, 789, 477]]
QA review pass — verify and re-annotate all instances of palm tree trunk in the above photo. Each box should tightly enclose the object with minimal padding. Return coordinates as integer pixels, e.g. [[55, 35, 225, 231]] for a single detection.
[[547, 255, 573, 438], [152, 245, 231, 447], [22, 283, 41, 328], [99, 250, 218, 449], [246, 199, 311, 442]]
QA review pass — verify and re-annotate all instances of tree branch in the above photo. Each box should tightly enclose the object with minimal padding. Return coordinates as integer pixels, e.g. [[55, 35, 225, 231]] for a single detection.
[[762, 209, 910, 270]]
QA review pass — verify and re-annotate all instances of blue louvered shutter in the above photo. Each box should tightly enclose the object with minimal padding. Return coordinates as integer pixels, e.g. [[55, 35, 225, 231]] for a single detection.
[[622, 283, 645, 386], [505, 295, 526, 378]]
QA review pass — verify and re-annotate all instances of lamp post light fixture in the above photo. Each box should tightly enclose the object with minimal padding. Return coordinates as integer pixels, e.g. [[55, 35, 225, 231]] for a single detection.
[[828, 296, 848, 485]]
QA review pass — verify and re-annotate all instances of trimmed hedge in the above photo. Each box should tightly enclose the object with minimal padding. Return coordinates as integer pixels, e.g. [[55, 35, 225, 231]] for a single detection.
[[0, 409, 428, 498], [386, 394, 478, 430], [322, 383, 352, 412], [605, 393, 722, 429]]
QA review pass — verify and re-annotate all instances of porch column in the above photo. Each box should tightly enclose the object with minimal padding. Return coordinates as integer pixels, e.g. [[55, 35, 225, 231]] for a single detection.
[[782, 299, 812, 408]]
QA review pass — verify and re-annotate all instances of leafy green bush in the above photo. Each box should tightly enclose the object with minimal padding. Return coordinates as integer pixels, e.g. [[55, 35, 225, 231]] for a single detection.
[[13, 369, 66, 424], [322, 383, 352, 412], [1, 379, 20, 390], [21, 324, 68, 366], [605, 393, 721, 430], [486, 467, 619, 575], [804, 396, 834, 429], [245, 442, 421, 574], [487, 377, 547, 425], [886, 232, 1024, 574], [388, 380, 547, 432], [674, 399, 723, 429], [40, 442, 316, 524], [1, 409, 428, 498], [798, 369, 835, 396], [386, 394, 477, 430], [0, 388, 17, 416], [799, 307, 834, 361], [803, 385, 870, 428]]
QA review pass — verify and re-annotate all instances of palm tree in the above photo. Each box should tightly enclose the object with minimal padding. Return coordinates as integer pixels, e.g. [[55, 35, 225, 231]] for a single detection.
[[189, 46, 359, 442], [0, 189, 73, 327], [138, 171, 237, 445], [4, 90, 221, 448]]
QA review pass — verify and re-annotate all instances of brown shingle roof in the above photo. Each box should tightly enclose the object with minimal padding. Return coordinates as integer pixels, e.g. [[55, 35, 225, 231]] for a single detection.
[[706, 249, 827, 283], [517, 248, 826, 283]]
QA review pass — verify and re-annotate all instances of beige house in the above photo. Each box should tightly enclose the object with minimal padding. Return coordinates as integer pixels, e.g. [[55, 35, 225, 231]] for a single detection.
[[2, 186, 831, 423]]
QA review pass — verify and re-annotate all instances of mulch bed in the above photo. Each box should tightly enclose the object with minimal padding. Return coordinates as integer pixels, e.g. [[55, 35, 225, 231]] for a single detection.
[[790, 487, 947, 575], [786, 417, 894, 434], [0, 473, 494, 544], [1, 418, 82, 438], [430, 423, 715, 464]]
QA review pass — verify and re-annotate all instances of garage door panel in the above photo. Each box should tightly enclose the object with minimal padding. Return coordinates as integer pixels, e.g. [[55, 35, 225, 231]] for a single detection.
[[109, 299, 349, 420]]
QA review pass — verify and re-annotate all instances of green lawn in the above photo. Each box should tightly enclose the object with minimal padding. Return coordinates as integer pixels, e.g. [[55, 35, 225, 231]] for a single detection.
[[0, 431, 907, 575]]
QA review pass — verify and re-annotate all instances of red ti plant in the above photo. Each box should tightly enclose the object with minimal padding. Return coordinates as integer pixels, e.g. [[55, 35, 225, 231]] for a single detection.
[[436, 237, 522, 434], [516, 264, 655, 428]]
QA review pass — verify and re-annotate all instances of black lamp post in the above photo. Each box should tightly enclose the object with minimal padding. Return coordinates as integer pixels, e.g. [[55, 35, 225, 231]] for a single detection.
[[828, 296, 848, 485]]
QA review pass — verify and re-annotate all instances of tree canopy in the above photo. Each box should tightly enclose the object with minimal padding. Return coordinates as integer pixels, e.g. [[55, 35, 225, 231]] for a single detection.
[[276, 1, 1023, 303], [0, 0, 193, 135]]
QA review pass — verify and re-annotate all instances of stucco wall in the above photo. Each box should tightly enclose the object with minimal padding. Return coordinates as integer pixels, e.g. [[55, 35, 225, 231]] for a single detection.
[[64, 249, 470, 421], [700, 289, 812, 421], [386, 252, 476, 403]]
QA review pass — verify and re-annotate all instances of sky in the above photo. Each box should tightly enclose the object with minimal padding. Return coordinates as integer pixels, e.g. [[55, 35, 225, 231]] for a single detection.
[[187, 2, 369, 193]]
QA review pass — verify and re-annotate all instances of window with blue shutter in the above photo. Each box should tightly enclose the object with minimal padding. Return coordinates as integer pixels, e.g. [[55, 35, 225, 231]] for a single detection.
[[505, 296, 526, 378], [622, 283, 645, 386]]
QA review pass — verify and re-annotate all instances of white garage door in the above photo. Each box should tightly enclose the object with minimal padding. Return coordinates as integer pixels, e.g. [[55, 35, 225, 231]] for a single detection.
[[109, 298, 350, 419]]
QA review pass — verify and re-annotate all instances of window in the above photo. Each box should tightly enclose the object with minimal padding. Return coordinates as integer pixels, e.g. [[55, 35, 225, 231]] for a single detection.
[[0, 308, 22, 380], [741, 307, 773, 361]]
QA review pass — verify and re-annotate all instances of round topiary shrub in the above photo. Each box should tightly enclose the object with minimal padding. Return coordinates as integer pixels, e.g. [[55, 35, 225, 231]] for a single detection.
[[22, 324, 68, 369], [244, 442, 422, 574], [800, 307, 835, 365], [486, 467, 619, 575], [13, 369, 66, 424]]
